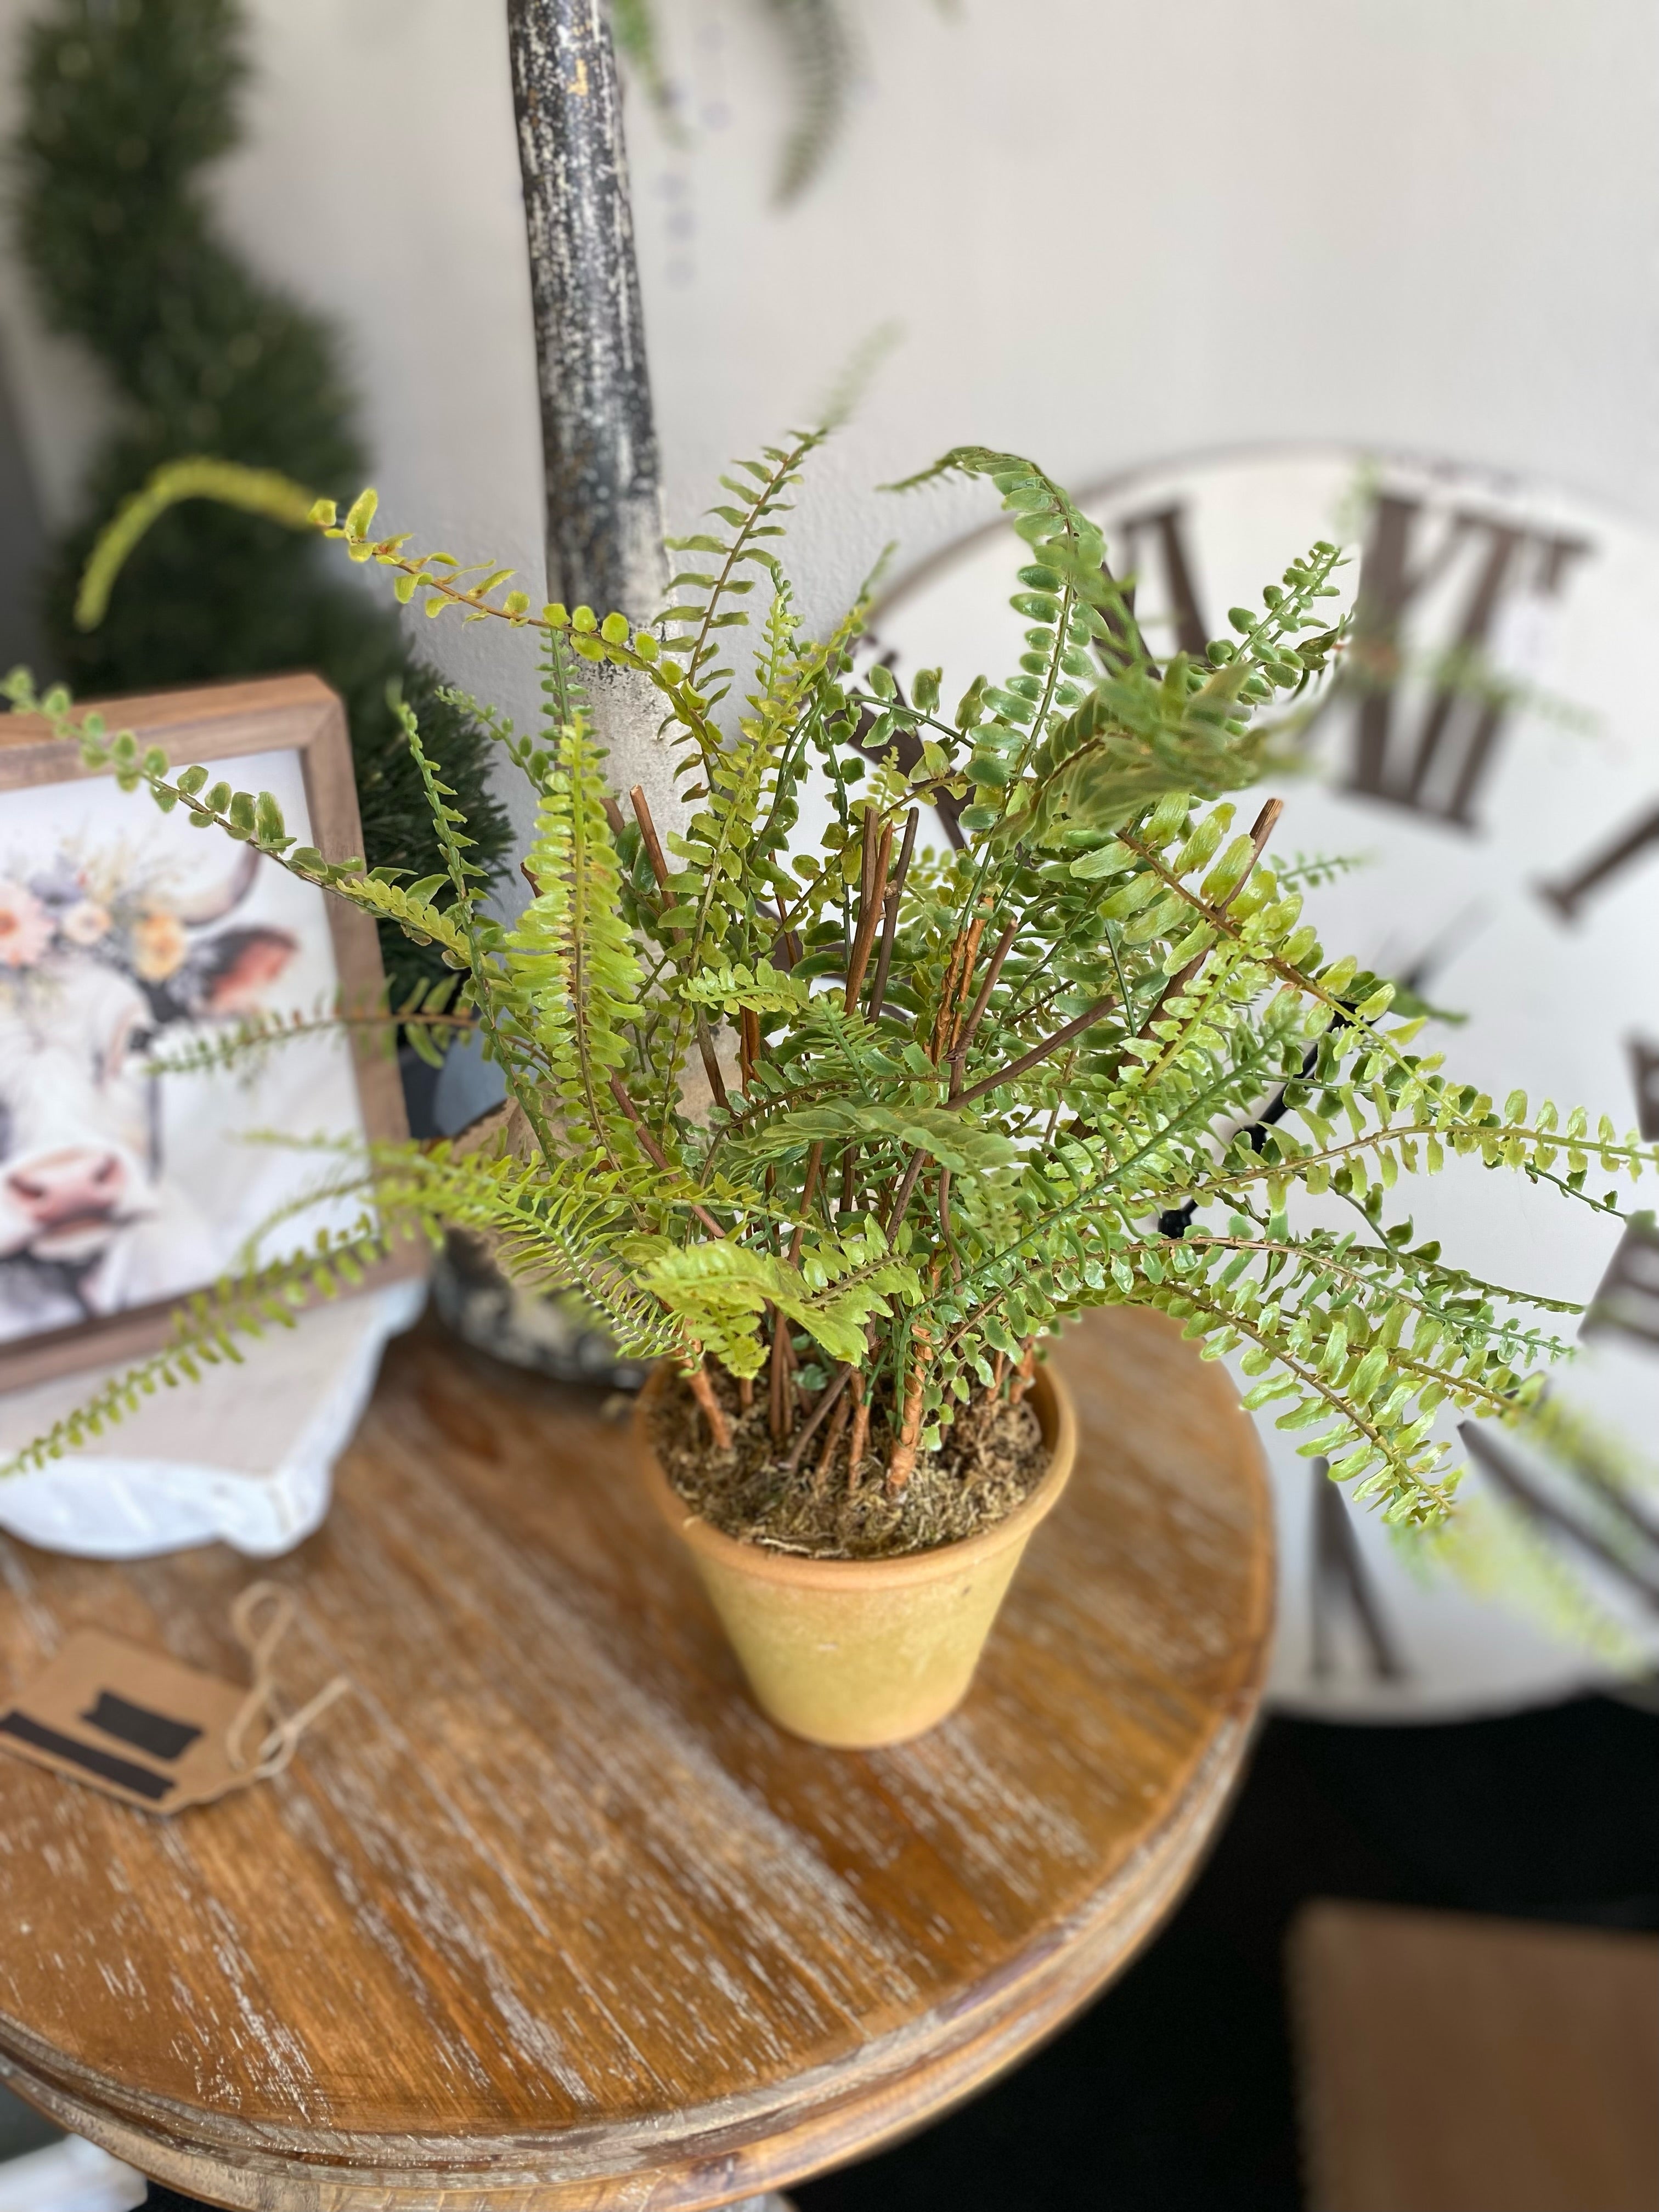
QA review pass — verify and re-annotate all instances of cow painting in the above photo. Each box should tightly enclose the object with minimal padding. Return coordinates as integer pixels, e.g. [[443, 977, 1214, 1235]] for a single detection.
[[0, 843, 302, 1342]]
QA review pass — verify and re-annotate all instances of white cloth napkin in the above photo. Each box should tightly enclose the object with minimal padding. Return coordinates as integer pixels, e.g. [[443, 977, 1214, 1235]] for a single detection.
[[0, 1282, 424, 1558]]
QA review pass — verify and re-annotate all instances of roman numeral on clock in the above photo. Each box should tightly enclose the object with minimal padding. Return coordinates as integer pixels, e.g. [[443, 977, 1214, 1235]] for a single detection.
[[1538, 803, 1659, 923], [1575, 1044, 1659, 1355], [1308, 1462, 1406, 1681], [1101, 503, 1210, 668], [1459, 1421, 1659, 1606], [1338, 493, 1592, 831], [1583, 1220, 1659, 1352], [1629, 1040, 1659, 1141]]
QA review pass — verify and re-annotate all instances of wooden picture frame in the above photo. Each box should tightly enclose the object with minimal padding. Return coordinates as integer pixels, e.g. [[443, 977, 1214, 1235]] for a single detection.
[[0, 673, 417, 1391]]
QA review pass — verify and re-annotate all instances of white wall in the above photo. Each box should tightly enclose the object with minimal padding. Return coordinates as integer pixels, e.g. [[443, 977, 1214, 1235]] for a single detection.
[[2, 0, 1656, 745]]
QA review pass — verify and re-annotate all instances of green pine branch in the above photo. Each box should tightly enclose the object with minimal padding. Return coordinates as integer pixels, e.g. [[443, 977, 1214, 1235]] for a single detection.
[[14, 0, 511, 1000]]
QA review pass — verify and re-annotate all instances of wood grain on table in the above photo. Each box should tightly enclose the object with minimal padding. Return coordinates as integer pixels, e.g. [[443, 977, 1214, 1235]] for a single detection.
[[0, 1306, 1272, 2211]]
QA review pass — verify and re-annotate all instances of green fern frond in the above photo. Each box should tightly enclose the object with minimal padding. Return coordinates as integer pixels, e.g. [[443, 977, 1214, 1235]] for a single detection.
[[628, 1223, 918, 1376], [661, 431, 826, 705], [141, 979, 472, 1079], [762, 0, 855, 205], [74, 456, 320, 630], [1413, 1470, 1648, 1667], [610, 0, 682, 134], [366, 1142, 681, 1357], [727, 1098, 1016, 1179], [612, 0, 868, 206], [506, 683, 645, 1165], [681, 960, 811, 1014]]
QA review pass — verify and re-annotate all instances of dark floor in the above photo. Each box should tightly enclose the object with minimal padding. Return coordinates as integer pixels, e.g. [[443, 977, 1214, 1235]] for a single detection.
[[797, 1694, 1659, 2212], [8, 1695, 1654, 2212]]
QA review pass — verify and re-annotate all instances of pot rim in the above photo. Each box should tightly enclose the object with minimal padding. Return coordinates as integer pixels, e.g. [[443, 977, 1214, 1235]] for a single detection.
[[636, 1360, 1077, 1592]]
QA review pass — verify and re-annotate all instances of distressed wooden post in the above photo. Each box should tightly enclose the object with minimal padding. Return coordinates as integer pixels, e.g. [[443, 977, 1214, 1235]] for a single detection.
[[505, 0, 680, 825]]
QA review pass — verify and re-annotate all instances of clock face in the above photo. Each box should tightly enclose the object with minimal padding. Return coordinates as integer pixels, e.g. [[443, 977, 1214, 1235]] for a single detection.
[[866, 446, 1659, 1718]]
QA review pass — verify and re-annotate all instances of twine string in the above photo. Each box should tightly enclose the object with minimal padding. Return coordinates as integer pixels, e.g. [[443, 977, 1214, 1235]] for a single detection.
[[225, 1580, 350, 1779]]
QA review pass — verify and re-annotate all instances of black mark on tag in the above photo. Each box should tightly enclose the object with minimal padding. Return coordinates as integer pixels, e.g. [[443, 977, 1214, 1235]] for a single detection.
[[0, 1711, 174, 1801], [79, 1690, 202, 1763]]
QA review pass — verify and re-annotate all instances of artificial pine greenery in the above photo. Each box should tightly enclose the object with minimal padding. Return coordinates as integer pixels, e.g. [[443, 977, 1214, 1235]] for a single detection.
[[14, 0, 510, 1000], [9, 438, 1658, 1547]]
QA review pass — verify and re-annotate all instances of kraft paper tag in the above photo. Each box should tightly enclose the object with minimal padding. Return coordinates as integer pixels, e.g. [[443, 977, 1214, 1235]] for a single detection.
[[0, 1586, 348, 1814]]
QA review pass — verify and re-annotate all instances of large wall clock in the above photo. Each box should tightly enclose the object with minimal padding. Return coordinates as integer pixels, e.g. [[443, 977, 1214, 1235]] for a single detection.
[[866, 445, 1659, 1719]]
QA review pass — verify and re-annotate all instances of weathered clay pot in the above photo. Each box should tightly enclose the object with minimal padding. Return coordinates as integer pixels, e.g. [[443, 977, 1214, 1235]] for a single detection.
[[636, 1363, 1076, 1748]]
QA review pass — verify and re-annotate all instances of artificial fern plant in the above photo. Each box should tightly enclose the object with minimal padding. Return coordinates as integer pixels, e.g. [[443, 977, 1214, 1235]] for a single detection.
[[7, 437, 1656, 1544]]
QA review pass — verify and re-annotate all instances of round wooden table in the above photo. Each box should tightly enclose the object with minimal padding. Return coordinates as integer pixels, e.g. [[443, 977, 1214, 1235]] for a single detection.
[[0, 1307, 1272, 2211]]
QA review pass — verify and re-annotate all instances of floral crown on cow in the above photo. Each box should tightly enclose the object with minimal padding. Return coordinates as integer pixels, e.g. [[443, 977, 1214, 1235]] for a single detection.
[[0, 842, 294, 1028], [0, 849, 197, 986]]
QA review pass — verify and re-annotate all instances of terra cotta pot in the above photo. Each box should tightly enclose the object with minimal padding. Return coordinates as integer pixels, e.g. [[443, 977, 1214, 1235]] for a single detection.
[[636, 1362, 1076, 1748]]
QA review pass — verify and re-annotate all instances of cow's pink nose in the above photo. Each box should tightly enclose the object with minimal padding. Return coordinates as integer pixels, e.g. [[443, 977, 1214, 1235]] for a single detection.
[[7, 1150, 127, 1226]]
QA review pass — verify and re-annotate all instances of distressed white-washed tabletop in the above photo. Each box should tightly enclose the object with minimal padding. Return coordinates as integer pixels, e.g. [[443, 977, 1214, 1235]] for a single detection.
[[0, 1307, 1271, 2211]]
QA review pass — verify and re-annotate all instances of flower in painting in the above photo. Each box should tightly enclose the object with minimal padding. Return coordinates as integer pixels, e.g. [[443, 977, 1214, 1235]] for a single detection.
[[59, 898, 112, 947], [131, 910, 189, 981], [0, 880, 53, 968]]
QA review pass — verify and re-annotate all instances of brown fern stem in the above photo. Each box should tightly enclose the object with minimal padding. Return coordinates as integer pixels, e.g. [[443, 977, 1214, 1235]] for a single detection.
[[957, 993, 1116, 1107], [846, 1372, 870, 1489], [867, 808, 918, 1022], [739, 1005, 760, 1092], [783, 1363, 853, 1475], [812, 1386, 853, 1492], [606, 1075, 727, 1238], [768, 1303, 795, 1443], [948, 918, 1019, 1099], [628, 783, 671, 890], [788, 1141, 825, 1266], [886, 1328, 932, 1497], [845, 816, 893, 1012], [943, 914, 985, 1062], [1009, 1342, 1037, 1405], [687, 1361, 732, 1451]]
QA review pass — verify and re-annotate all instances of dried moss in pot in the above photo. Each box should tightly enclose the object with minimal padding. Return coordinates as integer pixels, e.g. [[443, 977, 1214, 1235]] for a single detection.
[[647, 1354, 1049, 1561]]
